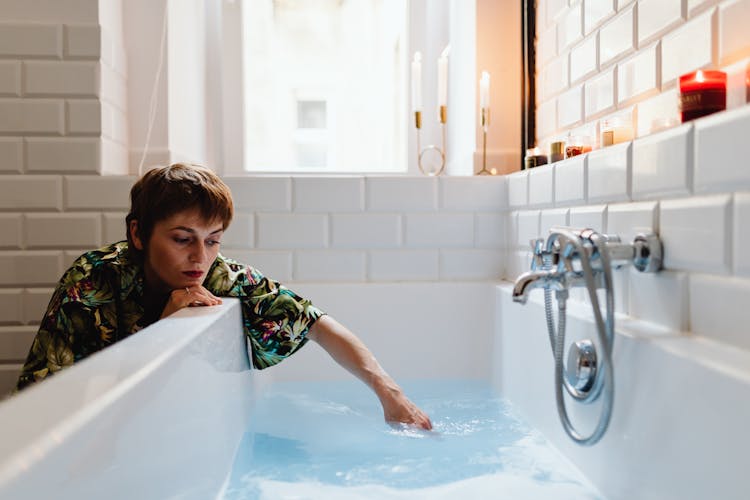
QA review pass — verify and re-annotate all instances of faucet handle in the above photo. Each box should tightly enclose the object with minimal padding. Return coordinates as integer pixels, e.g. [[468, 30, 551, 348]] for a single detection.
[[530, 238, 545, 270], [530, 238, 545, 254]]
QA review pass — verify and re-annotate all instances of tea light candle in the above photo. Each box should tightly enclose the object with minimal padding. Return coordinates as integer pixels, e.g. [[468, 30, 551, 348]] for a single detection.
[[549, 141, 565, 163], [411, 52, 422, 112], [565, 135, 592, 158], [524, 147, 548, 170], [678, 69, 726, 123], [600, 117, 634, 147]]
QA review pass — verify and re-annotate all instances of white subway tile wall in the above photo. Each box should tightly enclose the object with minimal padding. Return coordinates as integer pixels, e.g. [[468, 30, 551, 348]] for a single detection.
[[535, 0, 750, 149], [0, 61, 21, 96], [638, 0, 684, 46], [528, 164, 555, 207], [0, 215, 22, 249], [734, 192, 750, 276], [660, 11, 714, 85], [598, 6, 635, 65], [635, 88, 680, 136], [660, 195, 732, 273], [558, 3, 583, 50], [517, 210, 541, 248], [64, 24, 100, 59], [0, 138, 23, 173], [694, 106, 750, 193], [554, 156, 587, 205], [632, 124, 692, 199], [629, 270, 689, 331], [719, 0, 750, 64], [617, 43, 659, 104], [585, 67, 616, 117], [587, 142, 631, 203], [0, 326, 36, 361], [540, 207, 569, 232], [0, 17, 127, 180], [508, 170, 529, 207], [689, 273, 750, 349], [570, 35, 598, 84], [585, 0, 616, 34], [570, 204, 607, 232], [558, 84, 584, 126], [293, 177, 364, 212]]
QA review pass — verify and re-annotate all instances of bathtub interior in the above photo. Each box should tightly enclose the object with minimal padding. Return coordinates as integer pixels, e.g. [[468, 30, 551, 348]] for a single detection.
[[0, 283, 497, 500]]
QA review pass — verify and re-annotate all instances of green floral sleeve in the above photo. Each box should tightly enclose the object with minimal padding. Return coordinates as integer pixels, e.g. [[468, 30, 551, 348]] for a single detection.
[[17, 286, 86, 390], [16, 253, 118, 391], [205, 257, 325, 369]]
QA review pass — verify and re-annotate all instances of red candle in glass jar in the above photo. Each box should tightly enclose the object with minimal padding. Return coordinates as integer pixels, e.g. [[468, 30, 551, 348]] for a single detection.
[[678, 70, 726, 123]]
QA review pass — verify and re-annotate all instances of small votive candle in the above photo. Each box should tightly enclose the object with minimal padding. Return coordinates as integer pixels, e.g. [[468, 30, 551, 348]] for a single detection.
[[678, 69, 726, 123], [549, 141, 564, 163], [565, 135, 592, 159], [524, 147, 548, 170], [600, 117, 633, 147]]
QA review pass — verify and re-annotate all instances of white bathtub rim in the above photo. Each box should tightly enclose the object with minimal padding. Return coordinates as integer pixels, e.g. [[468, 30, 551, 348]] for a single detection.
[[0, 299, 242, 489]]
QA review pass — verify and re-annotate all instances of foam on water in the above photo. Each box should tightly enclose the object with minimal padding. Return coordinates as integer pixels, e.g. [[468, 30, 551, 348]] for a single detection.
[[222, 379, 603, 500]]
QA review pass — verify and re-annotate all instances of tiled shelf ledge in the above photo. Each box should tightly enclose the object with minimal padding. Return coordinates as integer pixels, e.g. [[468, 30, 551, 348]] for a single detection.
[[509, 105, 750, 211]]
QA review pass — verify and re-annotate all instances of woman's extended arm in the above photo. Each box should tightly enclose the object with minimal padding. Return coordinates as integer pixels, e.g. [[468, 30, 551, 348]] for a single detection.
[[307, 315, 432, 430]]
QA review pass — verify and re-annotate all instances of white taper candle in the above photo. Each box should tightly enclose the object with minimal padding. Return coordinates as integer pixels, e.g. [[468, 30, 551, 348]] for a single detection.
[[411, 52, 422, 112]]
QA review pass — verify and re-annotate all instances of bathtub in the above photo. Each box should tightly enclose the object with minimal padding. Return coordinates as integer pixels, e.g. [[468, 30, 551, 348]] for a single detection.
[[0, 282, 747, 499]]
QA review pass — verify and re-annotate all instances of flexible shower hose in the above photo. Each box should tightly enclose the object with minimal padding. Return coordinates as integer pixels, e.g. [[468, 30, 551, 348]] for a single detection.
[[543, 229, 615, 446]]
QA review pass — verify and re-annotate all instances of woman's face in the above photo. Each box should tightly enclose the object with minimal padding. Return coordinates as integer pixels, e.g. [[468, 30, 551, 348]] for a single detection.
[[130, 209, 224, 293]]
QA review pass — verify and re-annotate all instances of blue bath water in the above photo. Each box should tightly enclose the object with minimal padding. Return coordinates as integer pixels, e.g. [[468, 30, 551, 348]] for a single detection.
[[221, 379, 604, 500]]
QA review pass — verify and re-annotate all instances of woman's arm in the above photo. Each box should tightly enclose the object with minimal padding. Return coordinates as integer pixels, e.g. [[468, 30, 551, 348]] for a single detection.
[[307, 315, 432, 430]]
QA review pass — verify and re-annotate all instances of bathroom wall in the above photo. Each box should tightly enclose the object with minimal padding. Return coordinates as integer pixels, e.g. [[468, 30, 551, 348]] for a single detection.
[[0, 1, 510, 395], [510, 0, 750, 356], [0, 0, 129, 175]]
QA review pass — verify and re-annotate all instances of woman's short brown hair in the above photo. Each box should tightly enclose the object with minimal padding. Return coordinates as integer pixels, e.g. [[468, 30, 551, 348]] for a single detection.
[[126, 163, 234, 251]]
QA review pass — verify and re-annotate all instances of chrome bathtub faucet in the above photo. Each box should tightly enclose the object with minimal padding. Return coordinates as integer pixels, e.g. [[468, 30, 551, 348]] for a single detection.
[[512, 228, 662, 304], [510, 226, 663, 446]]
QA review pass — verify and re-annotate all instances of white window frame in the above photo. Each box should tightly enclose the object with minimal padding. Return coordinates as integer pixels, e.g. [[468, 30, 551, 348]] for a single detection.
[[211, 0, 477, 176]]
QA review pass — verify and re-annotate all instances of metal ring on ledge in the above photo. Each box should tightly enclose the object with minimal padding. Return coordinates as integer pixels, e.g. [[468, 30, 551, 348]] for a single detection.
[[418, 145, 445, 176]]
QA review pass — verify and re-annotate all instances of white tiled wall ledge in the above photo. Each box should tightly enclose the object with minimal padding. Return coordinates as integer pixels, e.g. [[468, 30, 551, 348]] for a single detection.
[[507, 106, 750, 210]]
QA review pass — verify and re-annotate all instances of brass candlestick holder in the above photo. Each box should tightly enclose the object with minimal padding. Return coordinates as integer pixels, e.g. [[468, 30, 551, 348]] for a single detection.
[[476, 106, 492, 175], [415, 105, 447, 176], [477, 108, 494, 175]]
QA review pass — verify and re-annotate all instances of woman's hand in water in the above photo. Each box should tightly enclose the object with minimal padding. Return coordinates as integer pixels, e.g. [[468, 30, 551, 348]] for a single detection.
[[160, 285, 222, 318], [378, 383, 433, 430]]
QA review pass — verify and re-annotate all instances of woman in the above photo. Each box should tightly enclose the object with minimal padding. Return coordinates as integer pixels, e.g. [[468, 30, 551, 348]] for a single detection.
[[16, 163, 431, 430]]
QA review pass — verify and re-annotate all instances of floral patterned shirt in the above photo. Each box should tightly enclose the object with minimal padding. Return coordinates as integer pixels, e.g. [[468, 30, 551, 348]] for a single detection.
[[16, 241, 325, 391]]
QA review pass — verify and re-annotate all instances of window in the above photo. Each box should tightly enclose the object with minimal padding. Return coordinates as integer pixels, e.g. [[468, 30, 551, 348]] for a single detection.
[[241, 0, 408, 173]]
